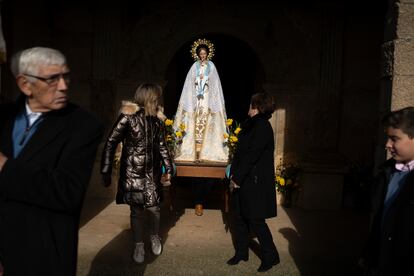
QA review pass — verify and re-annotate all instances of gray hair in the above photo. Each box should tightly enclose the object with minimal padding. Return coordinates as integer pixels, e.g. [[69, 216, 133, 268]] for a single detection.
[[11, 47, 66, 77]]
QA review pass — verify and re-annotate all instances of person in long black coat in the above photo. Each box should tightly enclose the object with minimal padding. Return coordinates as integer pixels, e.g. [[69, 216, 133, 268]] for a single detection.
[[361, 107, 414, 275], [227, 92, 279, 273], [0, 47, 103, 275]]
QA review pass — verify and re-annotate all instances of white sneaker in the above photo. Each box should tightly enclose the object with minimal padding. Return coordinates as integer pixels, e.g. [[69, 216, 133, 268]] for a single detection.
[[133, 242, 145, 264], [150, 235, 162, 255]]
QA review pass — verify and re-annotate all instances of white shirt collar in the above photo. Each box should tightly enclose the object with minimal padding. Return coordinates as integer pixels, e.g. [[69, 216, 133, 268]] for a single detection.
[[25, 102, 43, 126], [395, 159, 414, 172]]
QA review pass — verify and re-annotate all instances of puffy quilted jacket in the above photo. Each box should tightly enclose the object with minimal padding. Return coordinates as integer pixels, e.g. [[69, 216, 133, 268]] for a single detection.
[[101, 103, 172, 207]]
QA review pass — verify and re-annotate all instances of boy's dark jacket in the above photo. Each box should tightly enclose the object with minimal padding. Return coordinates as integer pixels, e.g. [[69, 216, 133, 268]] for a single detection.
[[363, 158, 414, 275]]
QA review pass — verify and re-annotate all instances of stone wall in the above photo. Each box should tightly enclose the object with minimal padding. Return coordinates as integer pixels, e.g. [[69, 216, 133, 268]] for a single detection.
[[374, 0, 414, 170], [1, 1, 387, 208]]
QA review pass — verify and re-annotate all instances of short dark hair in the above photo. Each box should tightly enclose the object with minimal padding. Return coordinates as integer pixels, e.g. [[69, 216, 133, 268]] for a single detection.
[[251, 92, 276, 116], [382, 106, 414, 138], [196, 45, 209, 57]]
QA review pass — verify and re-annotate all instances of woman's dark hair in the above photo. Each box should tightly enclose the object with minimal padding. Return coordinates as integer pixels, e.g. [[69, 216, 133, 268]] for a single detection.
[[196, 45, 209, 57], [382, 106, 414, 138], [251, 92, 276, 116]]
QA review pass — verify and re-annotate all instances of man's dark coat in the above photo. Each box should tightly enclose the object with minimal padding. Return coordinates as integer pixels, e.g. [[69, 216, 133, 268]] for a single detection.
[[0, 97, 103, 275]]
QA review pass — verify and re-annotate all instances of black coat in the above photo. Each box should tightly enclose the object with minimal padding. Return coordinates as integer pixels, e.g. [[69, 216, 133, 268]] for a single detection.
[[230, 113, 277, 219], [363, 158, 414, 275], [101, 105, 173, 207], [0, 97, 103, 276]]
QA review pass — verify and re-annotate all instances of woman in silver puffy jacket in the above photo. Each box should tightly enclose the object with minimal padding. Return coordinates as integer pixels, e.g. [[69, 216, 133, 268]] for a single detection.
[[101, 83, 173, 264]]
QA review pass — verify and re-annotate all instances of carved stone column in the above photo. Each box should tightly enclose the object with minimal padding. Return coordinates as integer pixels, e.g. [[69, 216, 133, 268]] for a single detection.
[[300, 9, 346, 210], [88, 6, 122, 199], [90, 6, 122, 128]]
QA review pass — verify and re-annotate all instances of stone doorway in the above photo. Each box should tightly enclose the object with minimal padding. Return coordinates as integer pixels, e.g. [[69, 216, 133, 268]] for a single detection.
[[163, 34, 264, 122]]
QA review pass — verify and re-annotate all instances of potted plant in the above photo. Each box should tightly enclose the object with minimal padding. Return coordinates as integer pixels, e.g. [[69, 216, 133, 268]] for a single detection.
[[275, 160, 302, 207]]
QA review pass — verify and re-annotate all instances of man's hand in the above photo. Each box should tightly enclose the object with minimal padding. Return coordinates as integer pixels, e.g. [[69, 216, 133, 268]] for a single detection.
[[0, 260, 4, 276], [102, 174, 112, 187], [0, 152, 8, 172]]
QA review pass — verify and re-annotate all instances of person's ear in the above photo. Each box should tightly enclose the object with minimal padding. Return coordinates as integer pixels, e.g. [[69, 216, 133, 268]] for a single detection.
[[16, 75, 33, 96]]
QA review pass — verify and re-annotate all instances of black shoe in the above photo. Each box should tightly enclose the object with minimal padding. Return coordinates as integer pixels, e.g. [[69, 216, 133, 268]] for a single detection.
[[226, 255, 248, 265], [257, 258, 280, 272]]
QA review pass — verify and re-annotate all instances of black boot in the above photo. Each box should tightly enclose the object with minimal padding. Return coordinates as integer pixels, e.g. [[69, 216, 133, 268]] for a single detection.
[[226, 255, 248, 265], [257, 257, 280, 272]]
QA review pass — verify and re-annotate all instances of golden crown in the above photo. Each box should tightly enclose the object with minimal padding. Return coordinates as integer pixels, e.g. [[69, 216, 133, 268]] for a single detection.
[[190, 38, 215, 61]]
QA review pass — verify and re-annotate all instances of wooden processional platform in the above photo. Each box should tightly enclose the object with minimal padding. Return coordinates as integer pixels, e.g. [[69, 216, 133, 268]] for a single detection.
[[175, 161, 227, 178], [172, 161, 230, 212]]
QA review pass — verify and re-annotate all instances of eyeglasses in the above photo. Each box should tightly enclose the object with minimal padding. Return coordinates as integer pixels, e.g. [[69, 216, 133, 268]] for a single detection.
[[23, 72, 71, 86]]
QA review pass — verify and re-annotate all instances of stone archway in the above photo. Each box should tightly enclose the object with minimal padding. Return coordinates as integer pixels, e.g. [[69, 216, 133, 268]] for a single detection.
[[163, 34, 265, 121]]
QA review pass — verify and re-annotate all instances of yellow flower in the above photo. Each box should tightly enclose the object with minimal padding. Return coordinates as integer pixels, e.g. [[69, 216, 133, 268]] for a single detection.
[[234, 127, 241, 135], [279, 177, 285, 186], [166, 135, 172, 141], [175, 131, 183, 138], [165, 119, 173, 126], [223, 133, 229, 139], [179, 123, 186, 131], [229, 135, 238, 143], [226, 119, 233, 126]]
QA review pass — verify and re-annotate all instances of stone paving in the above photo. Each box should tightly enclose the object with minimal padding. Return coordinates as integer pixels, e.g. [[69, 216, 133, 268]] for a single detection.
[[77, 183, 370, 276]]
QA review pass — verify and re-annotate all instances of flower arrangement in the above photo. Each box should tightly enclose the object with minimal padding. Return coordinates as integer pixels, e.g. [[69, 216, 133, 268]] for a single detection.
[[223, 118, 241, 162], [164, 118, 186, 158], [275, 159, 301, 194]]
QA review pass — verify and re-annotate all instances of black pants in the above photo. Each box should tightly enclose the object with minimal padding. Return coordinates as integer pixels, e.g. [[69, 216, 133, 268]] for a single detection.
[[230, 195, 279, 263], [130, 205, 160, 243], [192, 178, 215, 205]]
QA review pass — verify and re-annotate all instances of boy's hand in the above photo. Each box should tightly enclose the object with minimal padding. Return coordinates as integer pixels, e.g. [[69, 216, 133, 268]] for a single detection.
[[0, 152, 7, 172]]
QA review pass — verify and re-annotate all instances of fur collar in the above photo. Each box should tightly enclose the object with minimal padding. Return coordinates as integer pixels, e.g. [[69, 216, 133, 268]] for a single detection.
[[120, 101, 166, 121]]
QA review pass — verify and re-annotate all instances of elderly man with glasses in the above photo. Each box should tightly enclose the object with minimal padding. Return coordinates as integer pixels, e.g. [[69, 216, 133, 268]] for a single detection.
[[0, 47, 103, 275]]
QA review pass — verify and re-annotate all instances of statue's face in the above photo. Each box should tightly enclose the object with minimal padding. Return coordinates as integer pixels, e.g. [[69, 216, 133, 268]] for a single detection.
[[198, 49, 207, 62]]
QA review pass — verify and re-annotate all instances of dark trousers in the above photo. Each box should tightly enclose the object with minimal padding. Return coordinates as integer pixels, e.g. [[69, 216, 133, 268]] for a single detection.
[[192, 178, 214, 205], [230, 194, 279, 263], [232, 214, 279, 263], [130, 205, 160, 243]]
